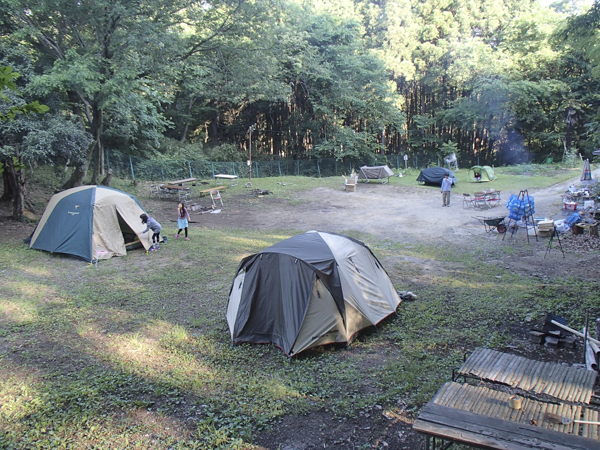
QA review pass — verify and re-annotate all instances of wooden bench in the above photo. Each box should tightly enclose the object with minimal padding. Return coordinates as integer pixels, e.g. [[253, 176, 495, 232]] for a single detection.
[[197, 186, 226, 196]]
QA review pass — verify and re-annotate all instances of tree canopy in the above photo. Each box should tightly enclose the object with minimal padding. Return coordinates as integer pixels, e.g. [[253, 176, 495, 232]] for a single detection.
[[1, 0, 599, 180]]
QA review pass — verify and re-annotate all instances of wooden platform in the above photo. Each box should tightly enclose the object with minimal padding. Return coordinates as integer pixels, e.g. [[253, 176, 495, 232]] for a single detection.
[[456, 348, 597, 404], [413, 382, 600, 449]]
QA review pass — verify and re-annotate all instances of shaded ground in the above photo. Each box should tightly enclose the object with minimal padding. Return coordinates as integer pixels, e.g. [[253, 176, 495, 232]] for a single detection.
[[2, 173, 599, 450]]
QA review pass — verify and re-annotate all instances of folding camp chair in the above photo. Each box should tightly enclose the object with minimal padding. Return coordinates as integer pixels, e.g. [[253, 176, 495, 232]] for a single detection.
[[473, 192, 489, 210], [462, 193, 473, 209], [210, 189, 223, 207]]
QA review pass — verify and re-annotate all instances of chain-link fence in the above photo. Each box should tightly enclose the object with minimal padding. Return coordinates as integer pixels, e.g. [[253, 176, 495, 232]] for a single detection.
[[105, 150, 467, 182]]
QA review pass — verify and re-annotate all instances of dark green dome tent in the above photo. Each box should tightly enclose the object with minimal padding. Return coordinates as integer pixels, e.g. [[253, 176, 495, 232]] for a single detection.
[[226, 231, 401, 357], [416, 167, 457, 186], [468, 165, 497, 182]]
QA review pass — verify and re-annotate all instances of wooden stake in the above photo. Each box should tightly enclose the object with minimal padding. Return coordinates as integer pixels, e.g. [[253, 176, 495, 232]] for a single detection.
[[550, 320, 600, 346]]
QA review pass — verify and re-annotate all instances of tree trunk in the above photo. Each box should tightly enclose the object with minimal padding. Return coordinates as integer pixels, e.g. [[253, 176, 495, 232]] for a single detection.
[[3, 152, 26, 220], [209, 100, 220, 146], [0, 157, 17, 203], [180, 97, 195, 143], [90, 107, 104, 185], [12, 156, 25, 220], [101, 169, 113, 187], [63, 163, 88, 190]]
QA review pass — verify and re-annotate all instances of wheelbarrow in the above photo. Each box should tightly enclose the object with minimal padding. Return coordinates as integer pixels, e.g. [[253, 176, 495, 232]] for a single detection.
[[473, 216, 507, 233]]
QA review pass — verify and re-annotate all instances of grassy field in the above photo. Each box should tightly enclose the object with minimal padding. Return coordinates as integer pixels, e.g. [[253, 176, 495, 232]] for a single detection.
[[1, 164, 598, 449]]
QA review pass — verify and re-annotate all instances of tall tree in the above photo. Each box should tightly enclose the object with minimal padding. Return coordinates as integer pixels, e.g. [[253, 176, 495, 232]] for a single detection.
[[1, 0, 260, 187], [0, 65, 50, 219]]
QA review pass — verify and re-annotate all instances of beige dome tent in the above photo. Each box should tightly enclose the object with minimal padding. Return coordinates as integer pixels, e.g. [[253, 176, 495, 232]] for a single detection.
[[226, 231, 401, 356], [27, 186, 152, 262]]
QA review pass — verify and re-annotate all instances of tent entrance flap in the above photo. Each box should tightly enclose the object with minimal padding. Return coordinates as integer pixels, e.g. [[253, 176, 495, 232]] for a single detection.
[[116, 211, 142, 250], [291, 278, 346, 356]]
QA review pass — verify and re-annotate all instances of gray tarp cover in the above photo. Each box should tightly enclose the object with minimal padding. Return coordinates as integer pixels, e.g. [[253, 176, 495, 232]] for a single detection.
[[358, 165, 394, 180], [416, 167, 457, 186]]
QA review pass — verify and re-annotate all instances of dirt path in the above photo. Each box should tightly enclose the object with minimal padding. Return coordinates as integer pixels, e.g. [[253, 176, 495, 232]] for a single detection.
[[166, 172, 599, 282], [189, 178, 567, 241]]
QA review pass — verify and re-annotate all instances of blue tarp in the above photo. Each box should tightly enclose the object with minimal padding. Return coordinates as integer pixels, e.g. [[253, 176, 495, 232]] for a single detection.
[[565, 213, 581, 226], [505, 194, 535, 221]]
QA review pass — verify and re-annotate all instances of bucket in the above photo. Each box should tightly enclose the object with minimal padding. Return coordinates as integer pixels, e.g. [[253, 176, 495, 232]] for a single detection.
[[565, 202, 577, 211]]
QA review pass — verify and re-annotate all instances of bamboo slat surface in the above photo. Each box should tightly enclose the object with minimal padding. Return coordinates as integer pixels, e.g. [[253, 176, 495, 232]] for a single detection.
[[420, 382, 599, 440], [457, 348, 597, 404]]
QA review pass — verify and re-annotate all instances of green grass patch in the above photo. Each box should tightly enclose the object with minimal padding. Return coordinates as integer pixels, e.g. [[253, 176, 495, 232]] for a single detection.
[[2, 169, 599, 448]]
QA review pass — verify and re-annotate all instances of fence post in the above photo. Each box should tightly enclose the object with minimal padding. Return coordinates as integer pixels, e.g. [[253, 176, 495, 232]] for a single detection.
[[129, 156, 135, 181], [278, 161, 282, 176], [105, 149, 110, 171], [317, 160, 321, 177], [297, 161, 300, 176], [397, 155, 399, 170], [255, 162, 258, 178], [188, 161, 193, 178], [335, 159, 337, 175], [161, 168, 164, 182], [211, 163, 215, 178], [415, 155, 418, 169], [232, 162, 236, 176]]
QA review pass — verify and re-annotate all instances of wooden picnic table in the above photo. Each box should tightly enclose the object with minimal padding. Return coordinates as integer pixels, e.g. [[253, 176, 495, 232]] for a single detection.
[[214, 174, 238, 187], [414, 381, 599, 450], [168, 177, 197, 185], [415, 349, 599, 449], [163, 185, 191, 201]]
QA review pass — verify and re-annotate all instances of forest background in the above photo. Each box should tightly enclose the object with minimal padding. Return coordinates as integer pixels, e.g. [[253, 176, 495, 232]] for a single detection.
[[2, 0, 600, 218]]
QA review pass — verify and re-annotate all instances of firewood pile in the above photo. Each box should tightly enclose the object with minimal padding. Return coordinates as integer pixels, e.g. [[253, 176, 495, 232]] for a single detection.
[[559, 233, 600, 252]]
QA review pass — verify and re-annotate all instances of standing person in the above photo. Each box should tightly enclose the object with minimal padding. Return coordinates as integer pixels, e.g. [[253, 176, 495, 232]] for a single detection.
[[441, 173, 453, 207], [175, 202, 191, 241], [140, 213, 162, 251]]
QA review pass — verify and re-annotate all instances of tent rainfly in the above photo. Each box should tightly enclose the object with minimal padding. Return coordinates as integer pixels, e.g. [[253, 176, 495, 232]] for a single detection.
[[226, 231, 401, 357], [27, 186, 152, 262], [468, 165, 497, 182]]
